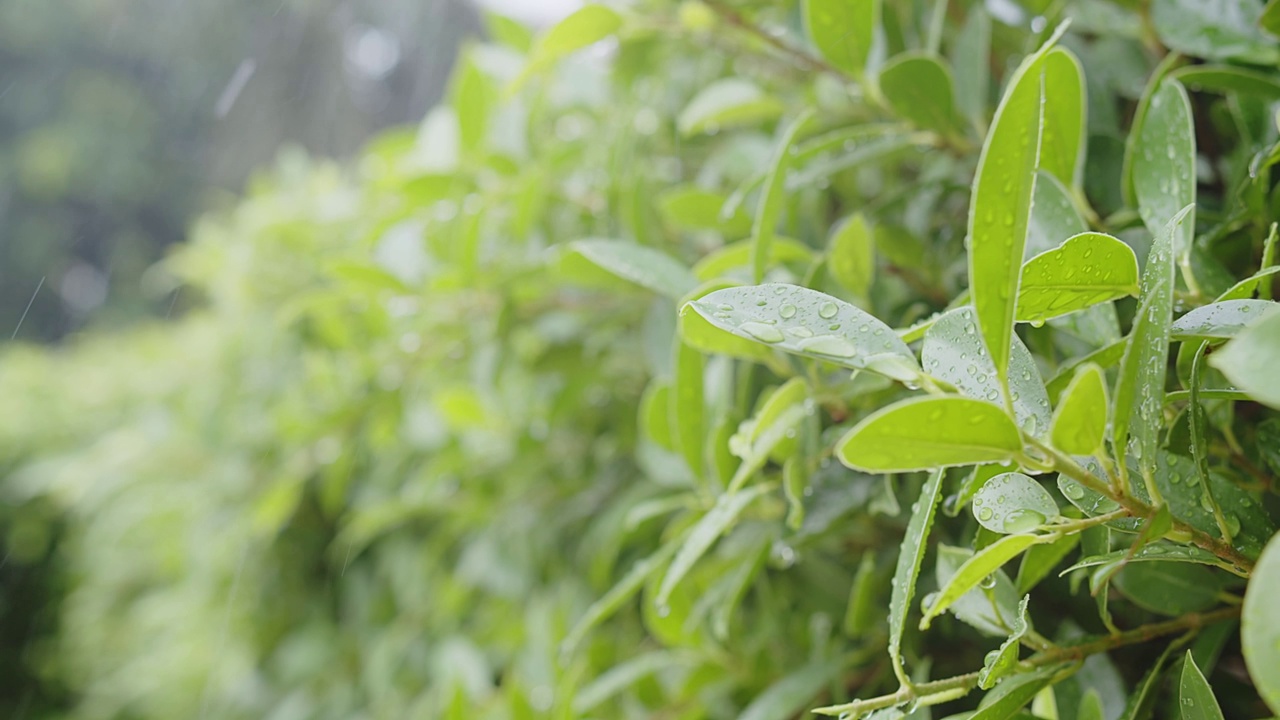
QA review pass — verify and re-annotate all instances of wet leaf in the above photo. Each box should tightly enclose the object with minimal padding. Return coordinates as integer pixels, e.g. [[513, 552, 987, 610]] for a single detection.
[[971, 472, 1059, 535], [1062, 542, 1226, 574], [561, 239, 697, 299], [753, 112, 815, 283], [972, 664, 1067, 720], [978, 595, 1030, 689], [887, 468, 944, 684], [658, 186, 753, 236], [1171, 64, 1280, 100], [1112, 562, 1223, 616], [684, 283, 917, 375], [1017, 232, 1140, 325], [1041, 48, 1086, 188], [693, 237, 814, 282], [921, 533, 1049, 629], [1171, 299, 1280, 340], [935, 544, 1024, 637], [828, 213, 875, 298], [921, 306, 1052, 435], [656, 483, 775, 607], [1179, 651, 1225, 720], [1027, 171, 1087, 259], [837, 397, 1024, 473], [1151, 0, 1280, 64], [1133, 79, 1196, 276]]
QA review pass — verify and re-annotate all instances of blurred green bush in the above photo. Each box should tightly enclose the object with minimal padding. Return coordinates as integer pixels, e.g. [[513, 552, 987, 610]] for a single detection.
[[2, 1, 1280, 719]]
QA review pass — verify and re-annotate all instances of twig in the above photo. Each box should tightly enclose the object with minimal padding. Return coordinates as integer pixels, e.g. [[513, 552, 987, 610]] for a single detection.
[[701, 0, 847, 79]]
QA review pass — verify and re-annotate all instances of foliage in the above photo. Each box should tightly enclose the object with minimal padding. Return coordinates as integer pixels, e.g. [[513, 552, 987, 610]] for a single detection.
[[3, 0, 1280, 718]]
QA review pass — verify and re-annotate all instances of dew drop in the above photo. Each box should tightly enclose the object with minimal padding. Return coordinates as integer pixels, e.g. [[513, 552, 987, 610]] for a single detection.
[[1003, 508, 1046, 533], [819, 302, 839, 319], [799, 335, 857, 358], [780, 303, 797, 319], [742, 322, 784, 343]]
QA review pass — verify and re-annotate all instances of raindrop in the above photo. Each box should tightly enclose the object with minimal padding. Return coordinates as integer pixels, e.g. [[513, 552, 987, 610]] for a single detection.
[[1004, 509, 1046, 533], [780, 303, 797, 319], [742, 322, 784, 343], [799, 335, 857, 358], [819, 302, 839, 319]]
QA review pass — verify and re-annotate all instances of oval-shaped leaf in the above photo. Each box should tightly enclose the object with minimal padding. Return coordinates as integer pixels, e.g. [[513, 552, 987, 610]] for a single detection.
[[1063, 542, 1226, 575], [880, 53, 963, 135], [921, 307, 1052, 435], [972, 472, 1059, 534], [1180, 651, 1225, 720], [972, 664, 1067, 720], [561, 239, 697, 299], [672, 341, 705, 477], [968, 30, 1058, 404], [921, 533, 1048, 629], [1113, 206, 1192, 496], [684, 283, 917, 373], [1018, 232, 1140, 325], [1171, 299, 1280, 340], [658, 186, 753, 236], [693, 237, 813, 282], [803, 0, 877, 75], [1243, 530, 1280, 717], [837, 397, 1024, 473], [1112, 562, 1222, 616], [936, 544, 1024, 637], [1041, 48, 1087, 189], [678, 79, 784, 137], [828, 213, 875, 298], [1133, 79, 1196, 273], [526, 4, 622, 72], [1152, 0, 1280, 64], [1209, 311, 1280, 409], [888, 468, 944, 686], [1050, 363, 1108, 454]]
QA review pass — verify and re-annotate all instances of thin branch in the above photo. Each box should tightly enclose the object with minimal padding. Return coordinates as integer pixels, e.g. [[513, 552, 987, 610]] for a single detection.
[[701, 0, 848, 79]]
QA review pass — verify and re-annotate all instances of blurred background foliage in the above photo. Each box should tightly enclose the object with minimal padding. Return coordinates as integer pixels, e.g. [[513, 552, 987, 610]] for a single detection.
[[1, 0, 1278, 718]]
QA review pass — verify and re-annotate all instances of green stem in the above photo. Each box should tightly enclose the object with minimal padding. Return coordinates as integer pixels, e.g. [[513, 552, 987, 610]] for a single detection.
[[1029, 436, 1253, 575], [813, 606, 1240, 717]]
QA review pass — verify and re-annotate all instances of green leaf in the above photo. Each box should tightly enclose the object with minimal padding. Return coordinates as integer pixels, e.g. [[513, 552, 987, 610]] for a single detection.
[[657, 186, 753, 236], [1179, 651, 1225, 720], [1045, 339, 1126, 404], [950, 4, 991, 126], [1208, 311, 1280, 409], [921, 533, 1049, 629], [972, 472, 1059, 535], [753, 112, 815, 283], [1018, 233, 1140, 325], [879, 53, 963, 135], [684, 284, 917, 375], [672, 341, 706, 478], [641, 379, 677, 450], [1171, 299, 1280, 340], [451, 54, 494, 158], [560, 239, 697, 299], [968, 29, 1058, 405], [1078, 690, 1105, 720], [1113, 206, 1192, 497], [521, 4, 623, 81], [678, 78, 785, 137], [1027, 171, 1088, 259], [837, 397, 1024, 473], [1063, 542, 1228, 574], [1151, 0, 1280, 64], [655, 482, 775, 607], [1217, 266, 1280, 301], [845, 552, 880, 637], [1133, 79, 1196, 282], [1016, 533, 1079, 593], [828, 213, 875, 298], [1041, 48, 1087, 189], [803, 0, 877, 75], [1171, 65, 1280, 100], [693, 237, 814, 282], [678, 299, 773, 362], [739, 662, 845, 720], [1112, 562, 1222, 616], [935, 545, 1024, 636], [728, 378, 809, 491], [888, 468, 944, 686], [978, 595, 1030, 689], [1264, 0, 1280, 36], [921, 307, 1052, 435], [1050, 363, 1108, 454], [1243, 531, 1280, 717], [572, 651, 694, 713], [971, 664, 1067, 720]]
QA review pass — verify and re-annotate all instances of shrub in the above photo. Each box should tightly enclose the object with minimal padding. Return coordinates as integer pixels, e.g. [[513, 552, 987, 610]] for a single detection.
[[3, 1, 1280, 718]]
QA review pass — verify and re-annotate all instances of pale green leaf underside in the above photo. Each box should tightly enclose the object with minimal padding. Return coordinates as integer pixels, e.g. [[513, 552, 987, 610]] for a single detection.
[[1018, 232, 1140, 325], [1171, 299, 1280, 340], [686, 283, 917, 374], [837, 397, 1024, 473], [921, 306, 1052, 435], [972, 472, 1059, 534]]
